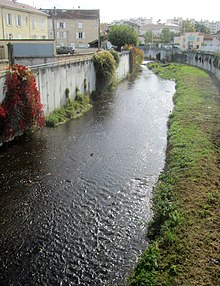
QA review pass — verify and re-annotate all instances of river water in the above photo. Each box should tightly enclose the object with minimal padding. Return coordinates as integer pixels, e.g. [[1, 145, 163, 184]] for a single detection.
[[0, 64, 175, 286]]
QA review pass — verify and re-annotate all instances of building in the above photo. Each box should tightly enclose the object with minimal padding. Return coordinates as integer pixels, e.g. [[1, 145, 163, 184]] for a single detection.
[[141, 23, 181, 37], [166, 17, 183, 27], [0, 0, 48, 39], [199, 20, 220, 34], [42, 9, 100, 48], [200, 33, 220, 52], [129, 17, 153, 26], [174, 32, 204, 50]]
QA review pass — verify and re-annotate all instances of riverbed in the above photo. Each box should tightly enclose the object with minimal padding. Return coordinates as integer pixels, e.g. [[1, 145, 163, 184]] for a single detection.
[[0, 64, 175, 285]]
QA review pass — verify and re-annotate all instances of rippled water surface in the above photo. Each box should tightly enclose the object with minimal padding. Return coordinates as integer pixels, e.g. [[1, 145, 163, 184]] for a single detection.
[[0, 65, 175, 285]]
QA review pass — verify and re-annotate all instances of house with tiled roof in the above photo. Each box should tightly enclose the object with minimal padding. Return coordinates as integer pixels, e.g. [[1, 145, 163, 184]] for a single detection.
[[41, 9, 100, 48], [0, 0, 48, 39]]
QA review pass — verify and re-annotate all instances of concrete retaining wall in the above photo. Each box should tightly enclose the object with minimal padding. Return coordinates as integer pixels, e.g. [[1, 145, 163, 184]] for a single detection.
[[141, 46, 220, 81], [33, 58, 96, 115], [0, 52, 130, 116]]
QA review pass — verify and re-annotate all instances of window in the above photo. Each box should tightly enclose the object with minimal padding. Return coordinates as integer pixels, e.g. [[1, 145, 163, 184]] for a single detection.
[[32, 18, 36, 29], [78, 22, 83, 29], [57, 31, 66, 39], [41, 19, 46, 30], [6, 13, 13, 26], [197, 37, 200, 42], [7, 33, 13, 39], [57, 22, 66, 29], [76, 32, 85, 39], [32, 35, 37, 39], [16, 15, 22, 27]]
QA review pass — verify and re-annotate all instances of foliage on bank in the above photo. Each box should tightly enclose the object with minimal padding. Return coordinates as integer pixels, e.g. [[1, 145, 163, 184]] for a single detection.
[[46, 93, 92, 127], [129, 63, 220, 285], [0, 64, 45, 144], [129, 46, 144, 74], [93, 50, 117, 91]]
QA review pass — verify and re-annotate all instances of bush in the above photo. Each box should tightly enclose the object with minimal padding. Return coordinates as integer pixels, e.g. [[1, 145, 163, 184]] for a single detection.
[[93, 50, 116, 87], [0, 64, 45, 142], [128, 46, 144, 74], [109, 49, 120, 68]]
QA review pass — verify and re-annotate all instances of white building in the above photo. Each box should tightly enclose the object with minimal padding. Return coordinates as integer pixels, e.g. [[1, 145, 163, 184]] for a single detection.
[[199, 20, 220, 34]]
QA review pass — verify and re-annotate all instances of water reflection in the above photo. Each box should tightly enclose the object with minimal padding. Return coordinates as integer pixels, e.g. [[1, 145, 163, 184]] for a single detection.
[[0, 66, 175, 285]]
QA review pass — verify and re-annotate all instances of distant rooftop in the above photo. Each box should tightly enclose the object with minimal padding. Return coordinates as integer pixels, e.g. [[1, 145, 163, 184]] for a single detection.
[[42, 9, 100, 20], [0, 0, 48, 16]]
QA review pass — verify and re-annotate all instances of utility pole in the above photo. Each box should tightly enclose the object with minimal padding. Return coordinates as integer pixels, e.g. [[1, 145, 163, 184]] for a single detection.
[[52, 6, 56, 44], [98, 10, 101, 51]]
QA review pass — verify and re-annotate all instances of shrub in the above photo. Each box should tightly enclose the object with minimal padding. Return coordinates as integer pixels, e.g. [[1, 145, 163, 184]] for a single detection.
[[0, 64, 45, 142], [128, 46, 144, 74], [93, 50, 116, 87], [109, 49, 120, 68]]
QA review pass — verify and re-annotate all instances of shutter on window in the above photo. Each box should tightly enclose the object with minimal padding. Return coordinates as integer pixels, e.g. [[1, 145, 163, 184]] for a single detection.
[[64, 22, 66, 29], [76, 32, 79, 39], [57, 22, 59, 29], [83, 32, 85, 39]]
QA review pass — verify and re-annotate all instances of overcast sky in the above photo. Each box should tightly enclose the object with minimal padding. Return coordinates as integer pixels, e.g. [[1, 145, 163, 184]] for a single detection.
[[20, 0, 220, 23]]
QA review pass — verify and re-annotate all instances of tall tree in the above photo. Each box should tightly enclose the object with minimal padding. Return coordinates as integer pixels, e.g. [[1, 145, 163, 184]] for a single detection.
[[195, 23, 211, 34], [160, 28, 172, 43], [182, 20, 195, 33], [144, 31, 153, 44], [108, 25, 139, 51]]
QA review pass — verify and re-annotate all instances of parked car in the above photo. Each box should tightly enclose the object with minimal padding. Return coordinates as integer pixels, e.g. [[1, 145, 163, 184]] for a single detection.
[[56, 46, 76, 55]]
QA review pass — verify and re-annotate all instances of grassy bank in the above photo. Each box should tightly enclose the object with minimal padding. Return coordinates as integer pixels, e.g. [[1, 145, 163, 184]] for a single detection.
[[46, 93, 92, 127], [129, 63, 220, 285]]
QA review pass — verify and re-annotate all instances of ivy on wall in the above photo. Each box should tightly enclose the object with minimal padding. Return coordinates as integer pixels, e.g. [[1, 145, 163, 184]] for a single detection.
[[0, 64, 45, 143]]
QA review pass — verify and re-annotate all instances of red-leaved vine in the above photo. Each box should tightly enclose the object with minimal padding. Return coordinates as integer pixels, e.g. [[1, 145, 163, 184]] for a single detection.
[[0, 64, 45, 142]]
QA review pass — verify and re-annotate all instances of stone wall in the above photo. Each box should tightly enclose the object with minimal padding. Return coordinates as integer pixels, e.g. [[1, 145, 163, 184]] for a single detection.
[[141, 46, 220, 81]]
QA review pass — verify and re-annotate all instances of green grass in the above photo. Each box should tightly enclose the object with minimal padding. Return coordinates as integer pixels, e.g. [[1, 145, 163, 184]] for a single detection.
[[129, 63, 220, 286], [46, 93, 92, 127]]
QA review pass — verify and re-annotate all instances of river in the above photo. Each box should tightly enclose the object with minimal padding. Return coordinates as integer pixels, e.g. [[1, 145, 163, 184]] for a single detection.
[[0, 64, 175, 286]]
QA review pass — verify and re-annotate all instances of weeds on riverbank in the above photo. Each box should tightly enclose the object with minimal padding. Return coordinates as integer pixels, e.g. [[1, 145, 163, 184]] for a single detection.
[[46, 93, 92, 127], [129, 63, 220, 285]]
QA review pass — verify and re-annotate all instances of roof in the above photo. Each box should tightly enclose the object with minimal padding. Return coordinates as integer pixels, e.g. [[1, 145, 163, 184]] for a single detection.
[[42, 9, 100, 20], [124, 21, 140, 28], [204, 34, 214, 40], [0, 0, 48, 16]]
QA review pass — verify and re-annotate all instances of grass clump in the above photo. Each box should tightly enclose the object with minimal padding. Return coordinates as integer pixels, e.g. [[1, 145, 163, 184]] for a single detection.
[[129, 63, 220, 285], [46, 93, 92, 127]]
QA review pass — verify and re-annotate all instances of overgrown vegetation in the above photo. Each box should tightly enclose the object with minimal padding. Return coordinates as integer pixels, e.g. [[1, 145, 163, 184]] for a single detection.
[[0, 64, 45, 144], [93, 50, 117, 92], [129, 62, 220, 285], [128, 46, 144, 75], [46, 93, 92, 127]]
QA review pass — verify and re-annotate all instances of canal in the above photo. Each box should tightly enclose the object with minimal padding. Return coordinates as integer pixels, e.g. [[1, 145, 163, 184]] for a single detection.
[[0, 64, 175, 286]]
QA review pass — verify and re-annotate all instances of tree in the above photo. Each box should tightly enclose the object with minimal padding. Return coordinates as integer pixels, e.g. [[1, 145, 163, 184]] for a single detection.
[[144, 31, 153, 44], [108, 25, 139, 51], [160, 28, 172, 43], [195, 23, 211, 34], [182, 20, 195, 33]]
